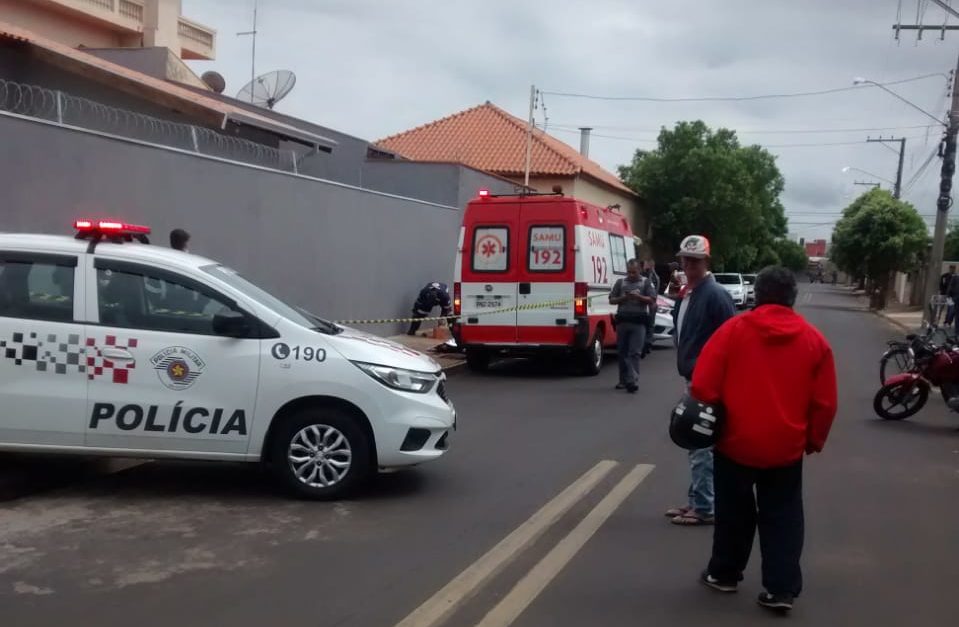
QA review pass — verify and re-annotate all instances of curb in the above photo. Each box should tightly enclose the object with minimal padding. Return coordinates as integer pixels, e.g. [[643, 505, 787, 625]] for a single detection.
[[872, 309, 919, 333]]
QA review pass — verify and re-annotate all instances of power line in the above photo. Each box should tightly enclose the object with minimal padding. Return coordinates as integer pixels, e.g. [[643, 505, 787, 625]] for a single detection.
[[548, 126, 929, 148], [540, 72, 946, 103], [549, 123, 938, 135]]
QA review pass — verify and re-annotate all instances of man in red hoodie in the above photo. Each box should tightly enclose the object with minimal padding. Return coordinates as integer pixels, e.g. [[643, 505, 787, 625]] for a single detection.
[[691, 266, 837, 613]]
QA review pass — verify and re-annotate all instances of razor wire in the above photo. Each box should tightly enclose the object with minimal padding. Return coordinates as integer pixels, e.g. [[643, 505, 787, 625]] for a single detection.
[[0, 78, 297, 173]]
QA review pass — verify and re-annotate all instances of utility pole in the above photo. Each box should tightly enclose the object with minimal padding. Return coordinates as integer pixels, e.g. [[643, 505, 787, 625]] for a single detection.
[[523, 84, 536, 189], [866, 136, 906, 198], [897, 2, 958, 321], [925, 79, 958, 318]]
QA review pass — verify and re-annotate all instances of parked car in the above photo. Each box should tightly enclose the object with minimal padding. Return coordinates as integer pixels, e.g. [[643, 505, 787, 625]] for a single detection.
[[714, 273, 747, 309], [0, 220, 456, 500], [654, 295, 676, 343], [742, 273, 757, 305]]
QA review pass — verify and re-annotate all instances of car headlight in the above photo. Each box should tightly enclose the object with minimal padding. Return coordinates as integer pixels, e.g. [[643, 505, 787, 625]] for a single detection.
[[352, 362, 436, 393]]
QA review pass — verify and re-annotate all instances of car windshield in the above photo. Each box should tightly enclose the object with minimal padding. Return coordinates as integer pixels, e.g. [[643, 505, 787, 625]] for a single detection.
[[202, 265, 342, 335], [714, 274, 742, 285]]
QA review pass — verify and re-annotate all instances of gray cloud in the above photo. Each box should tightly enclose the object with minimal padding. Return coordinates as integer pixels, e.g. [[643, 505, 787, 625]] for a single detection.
[[184, 0, 957, 239]]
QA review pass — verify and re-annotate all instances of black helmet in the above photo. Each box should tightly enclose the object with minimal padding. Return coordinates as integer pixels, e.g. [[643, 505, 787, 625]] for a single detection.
[[669, 393, 724, 450]]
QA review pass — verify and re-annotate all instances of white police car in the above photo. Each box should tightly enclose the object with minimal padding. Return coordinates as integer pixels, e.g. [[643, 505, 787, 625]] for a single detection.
[[0, 220, 455, 499]]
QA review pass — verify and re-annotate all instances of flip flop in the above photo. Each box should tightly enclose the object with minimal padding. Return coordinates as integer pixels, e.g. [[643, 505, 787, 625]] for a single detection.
[[664, 505, 692, 518], [671, 512, 714, 526]]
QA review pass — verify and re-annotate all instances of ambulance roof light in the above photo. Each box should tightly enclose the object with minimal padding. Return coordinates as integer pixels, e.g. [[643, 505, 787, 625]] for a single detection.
[[478, 189, 490, 198]]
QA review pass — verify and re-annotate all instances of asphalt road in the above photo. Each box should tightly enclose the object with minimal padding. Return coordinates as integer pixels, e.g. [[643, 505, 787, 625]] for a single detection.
[[1, 283, 957, 627]]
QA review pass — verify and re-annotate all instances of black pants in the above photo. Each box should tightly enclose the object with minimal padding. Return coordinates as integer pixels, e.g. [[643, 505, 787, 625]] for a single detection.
[[708, 453, 804, 597], [407, 311, 428, 335]]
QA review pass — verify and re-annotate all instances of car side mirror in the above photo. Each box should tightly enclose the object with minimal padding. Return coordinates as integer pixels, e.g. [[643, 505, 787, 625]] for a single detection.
[[213, 309, 251, 338]]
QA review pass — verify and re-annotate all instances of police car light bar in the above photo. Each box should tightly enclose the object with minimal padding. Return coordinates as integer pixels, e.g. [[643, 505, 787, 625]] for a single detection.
[[74, 219, 151, 235]]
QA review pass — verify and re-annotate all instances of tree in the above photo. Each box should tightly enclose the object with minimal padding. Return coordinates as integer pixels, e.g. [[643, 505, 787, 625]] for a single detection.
[[618, 121, 787, 270], [772, 239, 809, 272], [830, 189, 928, 309], [943, 220, 959, 262]]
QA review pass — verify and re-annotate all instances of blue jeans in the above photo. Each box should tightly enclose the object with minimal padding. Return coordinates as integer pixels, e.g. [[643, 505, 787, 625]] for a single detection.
[[688, 446, 715, 516]]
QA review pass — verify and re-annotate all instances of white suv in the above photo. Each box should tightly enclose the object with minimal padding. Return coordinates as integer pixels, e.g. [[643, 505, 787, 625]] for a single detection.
[[0, 221, 455, 499], [713, 273, 747, 309]]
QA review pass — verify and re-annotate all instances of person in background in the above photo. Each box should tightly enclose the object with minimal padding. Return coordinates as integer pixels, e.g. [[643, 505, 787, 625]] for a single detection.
[[609, 259, 657, 393], [170, 228, 191, 252], [666, 262, 684, 298], [641, 259, 660, 358], [691, 266, 837, 613], [666, 235, 736, 526], [941, 265, 956, 325], [407, 282, 452, 336]]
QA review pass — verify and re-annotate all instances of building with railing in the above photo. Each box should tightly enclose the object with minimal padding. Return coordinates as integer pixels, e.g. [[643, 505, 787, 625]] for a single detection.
[[0, 0, 215, 59]]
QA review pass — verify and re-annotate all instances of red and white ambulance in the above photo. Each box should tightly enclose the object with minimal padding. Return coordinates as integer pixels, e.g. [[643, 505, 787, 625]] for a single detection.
[[452, 191, 643, 374]]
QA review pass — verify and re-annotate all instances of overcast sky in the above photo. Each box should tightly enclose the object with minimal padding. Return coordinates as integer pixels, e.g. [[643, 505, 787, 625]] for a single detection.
[[182, 0, 959, 239]]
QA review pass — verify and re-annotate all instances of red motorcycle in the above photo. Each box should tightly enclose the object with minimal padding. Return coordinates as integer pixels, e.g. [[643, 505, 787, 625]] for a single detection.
[[874, 337, 959, 420]]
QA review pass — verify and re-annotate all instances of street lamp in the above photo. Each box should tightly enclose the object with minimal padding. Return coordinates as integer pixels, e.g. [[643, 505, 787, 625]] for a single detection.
[[841, 166, 896, 186], [852, 77, 947, 126]]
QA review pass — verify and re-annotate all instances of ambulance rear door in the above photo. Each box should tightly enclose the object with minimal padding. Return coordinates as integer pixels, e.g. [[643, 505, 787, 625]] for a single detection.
[[459, 200, 519, 344], [516, 201, 575, 344]]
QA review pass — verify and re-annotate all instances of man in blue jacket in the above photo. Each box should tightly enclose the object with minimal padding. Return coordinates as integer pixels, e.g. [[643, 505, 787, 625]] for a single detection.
[[666, 234, 736, 525]]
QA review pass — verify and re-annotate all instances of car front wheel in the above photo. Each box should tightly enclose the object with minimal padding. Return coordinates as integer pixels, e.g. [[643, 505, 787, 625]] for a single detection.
[[270, 408, 372, 500]]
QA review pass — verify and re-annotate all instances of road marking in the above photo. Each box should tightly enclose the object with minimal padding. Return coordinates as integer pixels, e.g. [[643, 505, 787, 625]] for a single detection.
[[394, 460, 618, 627], [474, 464, 655, 627]]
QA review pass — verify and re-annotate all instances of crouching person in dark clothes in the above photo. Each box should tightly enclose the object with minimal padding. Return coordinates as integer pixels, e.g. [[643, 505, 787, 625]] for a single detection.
[[407, 282, 452, 336], [691, 267, 838, 613], [609, 259, 657, 393]]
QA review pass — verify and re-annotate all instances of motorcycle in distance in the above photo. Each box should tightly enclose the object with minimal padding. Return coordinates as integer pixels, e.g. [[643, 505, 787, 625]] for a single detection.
[[874, 336, 959, 420]]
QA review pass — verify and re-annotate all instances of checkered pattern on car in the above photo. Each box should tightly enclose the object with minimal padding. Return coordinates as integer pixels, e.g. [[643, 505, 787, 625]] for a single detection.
[[1, 331, 138, 383]]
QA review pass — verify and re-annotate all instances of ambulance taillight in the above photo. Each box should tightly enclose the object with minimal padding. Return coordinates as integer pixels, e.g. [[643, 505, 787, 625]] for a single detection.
[[453, 282, 462, 315], [574, 282, 588, 317]]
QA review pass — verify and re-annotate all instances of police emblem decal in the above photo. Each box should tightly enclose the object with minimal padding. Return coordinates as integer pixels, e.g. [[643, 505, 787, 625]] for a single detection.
[[151, 346, 205, 390]]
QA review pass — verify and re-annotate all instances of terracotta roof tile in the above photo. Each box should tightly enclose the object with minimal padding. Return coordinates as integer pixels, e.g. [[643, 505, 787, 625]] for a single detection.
[[376, 102, 636, 196]]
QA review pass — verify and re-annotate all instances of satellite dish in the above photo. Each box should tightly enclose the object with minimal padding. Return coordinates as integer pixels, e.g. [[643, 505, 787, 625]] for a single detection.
[[201, 71, 226, 94], [236, 70, 296, 109]]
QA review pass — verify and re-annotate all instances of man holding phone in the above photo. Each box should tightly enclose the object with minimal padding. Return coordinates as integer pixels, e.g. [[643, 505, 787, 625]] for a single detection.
[[609, 259, 658, 393]]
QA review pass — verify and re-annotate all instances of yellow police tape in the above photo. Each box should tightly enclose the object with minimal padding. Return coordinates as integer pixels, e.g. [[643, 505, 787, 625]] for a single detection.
[[333, 293, 616, 325]]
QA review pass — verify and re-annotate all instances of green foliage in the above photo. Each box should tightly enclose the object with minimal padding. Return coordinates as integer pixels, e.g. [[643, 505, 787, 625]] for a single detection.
[[772, 239, 809, 272], [830, 189, 928, 281], [944, 220, 959, 262], [618, 120, 787, 271]]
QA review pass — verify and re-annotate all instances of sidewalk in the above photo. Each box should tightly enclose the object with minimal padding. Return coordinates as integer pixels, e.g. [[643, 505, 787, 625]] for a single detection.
[[874, 304, 924, 333], [388, 328, 466, 372]]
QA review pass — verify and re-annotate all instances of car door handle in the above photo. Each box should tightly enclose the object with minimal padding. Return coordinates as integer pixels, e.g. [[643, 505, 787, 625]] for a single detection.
[[101, 348, 135, 361]]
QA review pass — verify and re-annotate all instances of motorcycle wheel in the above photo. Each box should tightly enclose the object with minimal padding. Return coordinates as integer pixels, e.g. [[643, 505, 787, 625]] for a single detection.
[[873, 380, 929, 420], [879, 346, 913, 384]]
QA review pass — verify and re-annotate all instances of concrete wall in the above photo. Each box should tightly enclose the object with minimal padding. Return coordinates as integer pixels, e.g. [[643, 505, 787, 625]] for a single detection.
[[0, 113, 465, 335], [362, 161, 518, 208]]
